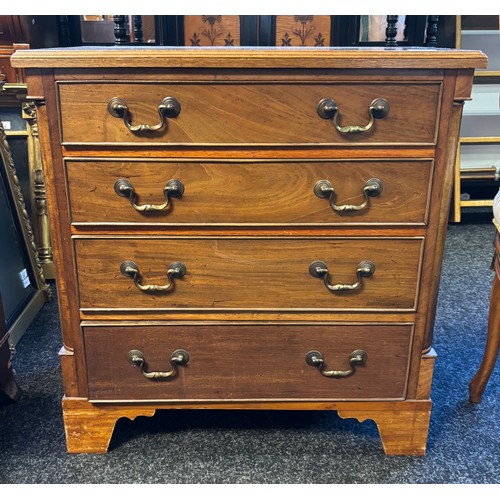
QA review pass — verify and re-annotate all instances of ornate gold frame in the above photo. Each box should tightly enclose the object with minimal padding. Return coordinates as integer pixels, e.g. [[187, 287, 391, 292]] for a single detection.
[[1, 83, 54, 279], [0, 121, 50, 347]]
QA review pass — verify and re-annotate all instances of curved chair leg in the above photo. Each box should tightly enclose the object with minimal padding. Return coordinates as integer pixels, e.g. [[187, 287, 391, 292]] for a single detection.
[[469, 271, 500, 403]]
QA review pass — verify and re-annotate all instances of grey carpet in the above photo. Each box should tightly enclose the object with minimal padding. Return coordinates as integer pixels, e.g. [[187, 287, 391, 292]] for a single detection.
[[0, 219, 498, 483]]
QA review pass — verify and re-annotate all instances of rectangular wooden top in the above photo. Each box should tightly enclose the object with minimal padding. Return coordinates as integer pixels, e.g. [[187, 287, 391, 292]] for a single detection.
[[11, 46, 488, 70]]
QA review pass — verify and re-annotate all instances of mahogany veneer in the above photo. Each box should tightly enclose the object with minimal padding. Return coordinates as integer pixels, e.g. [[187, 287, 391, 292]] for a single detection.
[[11, 46, 487, 455]]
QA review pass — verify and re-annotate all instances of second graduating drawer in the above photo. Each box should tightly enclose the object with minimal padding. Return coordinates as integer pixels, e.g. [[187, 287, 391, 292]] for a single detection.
[[66, 159, 433, 226], [74, 236, 423, 312]]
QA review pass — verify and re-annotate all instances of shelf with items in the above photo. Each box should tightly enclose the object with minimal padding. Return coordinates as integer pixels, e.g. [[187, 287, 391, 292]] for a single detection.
[[461, 84, 500, 137], [451, 15, 500, 222], [453, 138, 500, 220]]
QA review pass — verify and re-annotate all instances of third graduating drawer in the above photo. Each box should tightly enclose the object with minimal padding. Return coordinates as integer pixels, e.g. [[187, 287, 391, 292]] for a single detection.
[[74, 236, 423, 313]]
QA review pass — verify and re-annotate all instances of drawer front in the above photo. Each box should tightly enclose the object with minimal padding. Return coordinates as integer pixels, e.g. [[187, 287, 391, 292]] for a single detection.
[[58, 82, 441, 145], [67, 159, 433, 226], [84, 323, 412, 401], [75, 237, 423, 312]]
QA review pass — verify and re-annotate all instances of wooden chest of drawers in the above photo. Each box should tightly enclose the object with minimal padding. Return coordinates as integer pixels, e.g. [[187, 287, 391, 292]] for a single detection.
[[11, 47, 487, 455]]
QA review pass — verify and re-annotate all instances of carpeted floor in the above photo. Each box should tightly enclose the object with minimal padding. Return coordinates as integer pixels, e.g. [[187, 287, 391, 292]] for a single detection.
[[0, 220, 498, 484]]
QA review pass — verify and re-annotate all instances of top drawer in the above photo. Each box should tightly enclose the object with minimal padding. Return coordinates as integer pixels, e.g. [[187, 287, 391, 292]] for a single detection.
[[57, 81, 442, 146]]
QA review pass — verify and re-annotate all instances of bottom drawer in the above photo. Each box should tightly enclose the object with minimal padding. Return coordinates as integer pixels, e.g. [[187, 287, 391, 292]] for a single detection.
[[84, 323, 413, 402]]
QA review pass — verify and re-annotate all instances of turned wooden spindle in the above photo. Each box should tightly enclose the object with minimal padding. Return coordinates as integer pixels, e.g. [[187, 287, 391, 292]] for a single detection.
[[425, 16, 440, 47], [113, 15, 128, 45], [385, 15, 399, 47], [133, 16, 143, 44]]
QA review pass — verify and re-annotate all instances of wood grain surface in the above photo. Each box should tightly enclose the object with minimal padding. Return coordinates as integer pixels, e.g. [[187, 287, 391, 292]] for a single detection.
[[66, 159, 433, 226], [74, 237, 423, 311], [12, 47, 483, 454], [11, 47, 488, 70], [61, 397, 432, 454], [83, 323, 412, 401], [57, 81, 441, 145], [338, 407, 431, 455]]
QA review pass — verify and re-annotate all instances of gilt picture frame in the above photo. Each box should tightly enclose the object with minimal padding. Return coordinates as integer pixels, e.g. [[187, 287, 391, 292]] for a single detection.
[[0, 121, 50, 347]]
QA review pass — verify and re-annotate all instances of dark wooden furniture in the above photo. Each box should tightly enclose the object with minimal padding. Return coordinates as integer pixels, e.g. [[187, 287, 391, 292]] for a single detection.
[[58, 15, 449, 49], [12, 46, 486, 455], [0, 293, 21, 402], [469, 223, 500, 403]]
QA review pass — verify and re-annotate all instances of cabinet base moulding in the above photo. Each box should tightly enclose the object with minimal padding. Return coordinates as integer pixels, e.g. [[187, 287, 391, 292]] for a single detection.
[[61, 397, 432, 455]]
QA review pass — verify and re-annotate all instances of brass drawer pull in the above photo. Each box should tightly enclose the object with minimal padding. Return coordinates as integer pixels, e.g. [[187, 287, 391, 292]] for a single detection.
[[120, 260, 186, 293], [114, 178, 184, 212], [309, 260, 375, 292], [317, 97, 390, 134], [128, 349, 189, 379], [314, 178, 383, 213], [107, 96, 181, 132], [305, 349, 367, 378]]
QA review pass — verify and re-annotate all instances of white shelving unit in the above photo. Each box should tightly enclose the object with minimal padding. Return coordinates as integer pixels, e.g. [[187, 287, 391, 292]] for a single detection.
[[452, 16, 500, 222]]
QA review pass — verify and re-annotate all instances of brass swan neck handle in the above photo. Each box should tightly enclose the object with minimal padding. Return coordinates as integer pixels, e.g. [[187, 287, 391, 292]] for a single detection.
[[314, 178, 383, 213], [309, 260, 375, 292], [120, 260, 186, 293], [114, 178, 184, 212], [317, 97, 390, 134], [107, 96, 181, 133], [128, 349, 189, 379], [305, 349, 368, 378]]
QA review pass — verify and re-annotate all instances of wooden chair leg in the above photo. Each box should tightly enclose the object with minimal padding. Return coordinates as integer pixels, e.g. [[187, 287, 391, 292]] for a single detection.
[[469, 273, 500, 403]]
